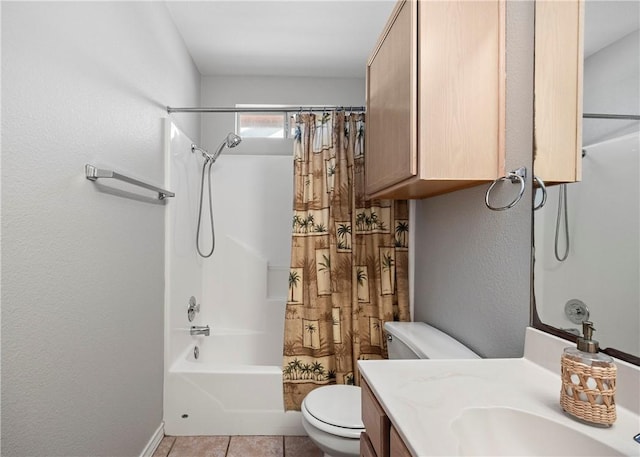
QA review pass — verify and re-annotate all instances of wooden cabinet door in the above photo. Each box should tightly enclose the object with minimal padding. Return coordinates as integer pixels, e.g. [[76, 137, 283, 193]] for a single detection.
[[361, 379, 390, 457], [418, 0, 505, 182], [365, 0, 417, 195], [390, 425, 413, 457], [365, 0, 505, 199], [534, 0, 583, 184], [360, 432, 377, 457]]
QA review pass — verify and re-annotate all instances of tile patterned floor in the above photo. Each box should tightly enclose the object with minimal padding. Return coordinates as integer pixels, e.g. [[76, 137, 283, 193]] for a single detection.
[[153, 435, 323, 457]]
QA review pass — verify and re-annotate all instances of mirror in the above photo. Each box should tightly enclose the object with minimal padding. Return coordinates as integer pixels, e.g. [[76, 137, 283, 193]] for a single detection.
[[533, 0, 639, 364]]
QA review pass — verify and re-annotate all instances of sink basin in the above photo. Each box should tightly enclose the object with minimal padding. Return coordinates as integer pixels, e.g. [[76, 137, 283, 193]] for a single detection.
[[451, 407, 624, 456]]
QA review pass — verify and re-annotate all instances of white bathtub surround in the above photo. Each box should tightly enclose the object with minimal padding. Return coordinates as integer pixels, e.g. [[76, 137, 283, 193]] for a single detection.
[[164, 121, 302, 435], [165, 341, 304, 436], [358, 327, 639, 456]]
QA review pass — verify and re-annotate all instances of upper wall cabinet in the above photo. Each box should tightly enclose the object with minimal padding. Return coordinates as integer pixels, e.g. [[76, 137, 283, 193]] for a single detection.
[[534, 0, 583, 185], [365, 0, 506, 199]]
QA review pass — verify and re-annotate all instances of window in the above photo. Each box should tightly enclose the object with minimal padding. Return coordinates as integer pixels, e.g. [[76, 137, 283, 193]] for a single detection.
[[237, 112, 286, 138], [235, 105, 300, 139], [235, 105, 291, 139]]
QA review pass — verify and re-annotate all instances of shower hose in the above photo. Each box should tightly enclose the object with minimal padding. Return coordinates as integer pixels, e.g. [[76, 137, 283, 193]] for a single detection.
[[196, 158, 215, 258]]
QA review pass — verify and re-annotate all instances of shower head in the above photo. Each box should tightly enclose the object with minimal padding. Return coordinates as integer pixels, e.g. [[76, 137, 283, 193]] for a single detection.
[[211, 132, 242, 162], [225, 132, 242, 149]]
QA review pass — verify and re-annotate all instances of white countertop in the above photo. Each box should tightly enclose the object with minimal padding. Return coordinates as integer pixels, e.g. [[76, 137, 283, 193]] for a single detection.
[[358, 328, 640, 456]]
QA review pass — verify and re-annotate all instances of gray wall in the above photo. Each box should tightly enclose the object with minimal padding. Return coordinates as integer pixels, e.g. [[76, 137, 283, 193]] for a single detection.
[[200, 75, 365, 156], [413, 1, 534, 358], [1, 3, 200, 456]]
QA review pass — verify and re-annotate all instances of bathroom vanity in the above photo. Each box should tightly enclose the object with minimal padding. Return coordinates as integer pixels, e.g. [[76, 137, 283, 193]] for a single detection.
[[358, 328, 640, 456], [361, 378, 411, 457]]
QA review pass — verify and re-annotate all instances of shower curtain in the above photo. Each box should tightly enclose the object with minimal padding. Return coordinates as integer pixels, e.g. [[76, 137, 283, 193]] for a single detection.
[[283, 111, 410, 410]]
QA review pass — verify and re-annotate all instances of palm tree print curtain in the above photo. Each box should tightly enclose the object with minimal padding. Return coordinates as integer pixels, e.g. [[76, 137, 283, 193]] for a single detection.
[[283, 111, 410, 411]]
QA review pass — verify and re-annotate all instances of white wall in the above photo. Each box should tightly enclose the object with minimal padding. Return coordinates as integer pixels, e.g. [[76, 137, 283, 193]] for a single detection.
[[535, 134, 639, 355], [412, 2, 534, 358], [165, 121, 204, 366], [202, 156, 293, 339], [1, 3, 200, 456], [534, 28, 640, 356], [583, 30, 640, 147]]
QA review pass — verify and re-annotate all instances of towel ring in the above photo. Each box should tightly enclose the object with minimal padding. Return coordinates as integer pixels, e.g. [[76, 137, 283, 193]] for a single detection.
[[485, 167, 527, 211], [533, 175, 547, 211]]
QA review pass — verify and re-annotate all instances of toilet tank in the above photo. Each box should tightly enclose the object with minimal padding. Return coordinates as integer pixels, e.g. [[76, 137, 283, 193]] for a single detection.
[[384, 322, 480, 360]]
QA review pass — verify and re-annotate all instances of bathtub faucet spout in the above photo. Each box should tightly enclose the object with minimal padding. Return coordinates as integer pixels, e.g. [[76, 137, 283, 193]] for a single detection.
[[190, 325, 210, 336]]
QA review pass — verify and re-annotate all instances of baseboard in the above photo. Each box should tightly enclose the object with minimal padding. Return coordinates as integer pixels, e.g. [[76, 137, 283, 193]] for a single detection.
[[140, 422, 164, 457]]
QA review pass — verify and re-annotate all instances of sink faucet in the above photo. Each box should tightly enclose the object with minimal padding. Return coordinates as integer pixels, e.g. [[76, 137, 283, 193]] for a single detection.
[[190, 325, 210, 336]]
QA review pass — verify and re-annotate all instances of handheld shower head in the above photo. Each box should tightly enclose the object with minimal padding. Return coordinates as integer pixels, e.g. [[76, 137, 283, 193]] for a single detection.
[[194, 132, 242, 258], [211, 132, 242, 162], [225, 132, 242, 149]]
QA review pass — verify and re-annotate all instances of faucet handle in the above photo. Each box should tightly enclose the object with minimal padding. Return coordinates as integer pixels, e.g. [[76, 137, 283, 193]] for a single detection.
[[187, 296, 201, 322], [190, 325, 210, 336]]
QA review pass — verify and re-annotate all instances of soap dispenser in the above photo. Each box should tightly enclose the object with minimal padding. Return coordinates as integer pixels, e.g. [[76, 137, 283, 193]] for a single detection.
[[560, 321, 616, 426]]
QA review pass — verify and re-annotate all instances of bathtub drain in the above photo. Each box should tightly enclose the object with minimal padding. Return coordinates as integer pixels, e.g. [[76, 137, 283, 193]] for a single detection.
[[193, 345, 200, 360]]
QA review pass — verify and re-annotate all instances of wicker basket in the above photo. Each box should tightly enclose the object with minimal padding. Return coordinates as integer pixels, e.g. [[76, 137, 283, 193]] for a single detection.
[[560, 354, 616, 426]]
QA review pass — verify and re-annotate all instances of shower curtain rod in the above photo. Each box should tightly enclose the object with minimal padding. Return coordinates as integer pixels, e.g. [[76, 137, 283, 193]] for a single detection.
[[167, 105, 365, 114], [583, 113, 640, 120], [167, 108, 637, 119]]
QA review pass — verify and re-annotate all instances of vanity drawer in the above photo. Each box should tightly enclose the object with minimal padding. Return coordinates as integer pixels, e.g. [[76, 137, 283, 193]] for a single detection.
[[361, 378, 390, 457], [360, 432, 377, 457], [391, 425, 413, 457]]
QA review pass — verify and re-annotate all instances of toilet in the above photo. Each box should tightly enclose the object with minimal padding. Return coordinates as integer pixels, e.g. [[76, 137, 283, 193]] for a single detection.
[[300, 321, 480, 457]]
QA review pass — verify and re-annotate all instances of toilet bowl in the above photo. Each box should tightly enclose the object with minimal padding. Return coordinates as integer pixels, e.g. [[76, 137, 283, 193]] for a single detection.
[[300, 322, 480, 457], [300, 384, 363, 457]]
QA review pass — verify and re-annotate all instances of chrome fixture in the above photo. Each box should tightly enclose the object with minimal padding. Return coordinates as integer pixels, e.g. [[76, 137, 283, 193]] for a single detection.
[[191, 133, 242, 165], [554, 184, 570, 262], [193, 346, 200, 360], [85, 164, 175, 200], [193, 133, 243, 258], [211, 133, 242, 163], [168, 105, 366, 114], [485, 167, 527, 211], [565, 299, 589, 324], [583, 113, 640, 120], [191, 144, 211, 161], [533, 175, 547, 211], [187, 296, 200, 322], [191, 133, 242, 258], [190, 325, 210, 336]]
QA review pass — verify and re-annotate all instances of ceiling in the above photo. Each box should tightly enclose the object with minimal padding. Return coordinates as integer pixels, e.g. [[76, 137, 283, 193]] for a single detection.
[[164, 0, 396, 78], [165, 0, 639, 78], [583, 0, 639, 57]]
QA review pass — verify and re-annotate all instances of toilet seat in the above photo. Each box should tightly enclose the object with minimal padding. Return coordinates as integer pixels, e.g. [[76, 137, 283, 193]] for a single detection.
[[301, 385, 364, 439]]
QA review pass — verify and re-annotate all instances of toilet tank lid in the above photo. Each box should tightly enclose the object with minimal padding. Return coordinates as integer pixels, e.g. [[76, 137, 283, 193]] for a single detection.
[[384, 322, 480, 359]]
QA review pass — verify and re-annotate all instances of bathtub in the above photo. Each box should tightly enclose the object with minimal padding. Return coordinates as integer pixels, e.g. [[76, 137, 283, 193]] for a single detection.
[[163, 328, 304, 436], [164, 122, 300, 436]]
